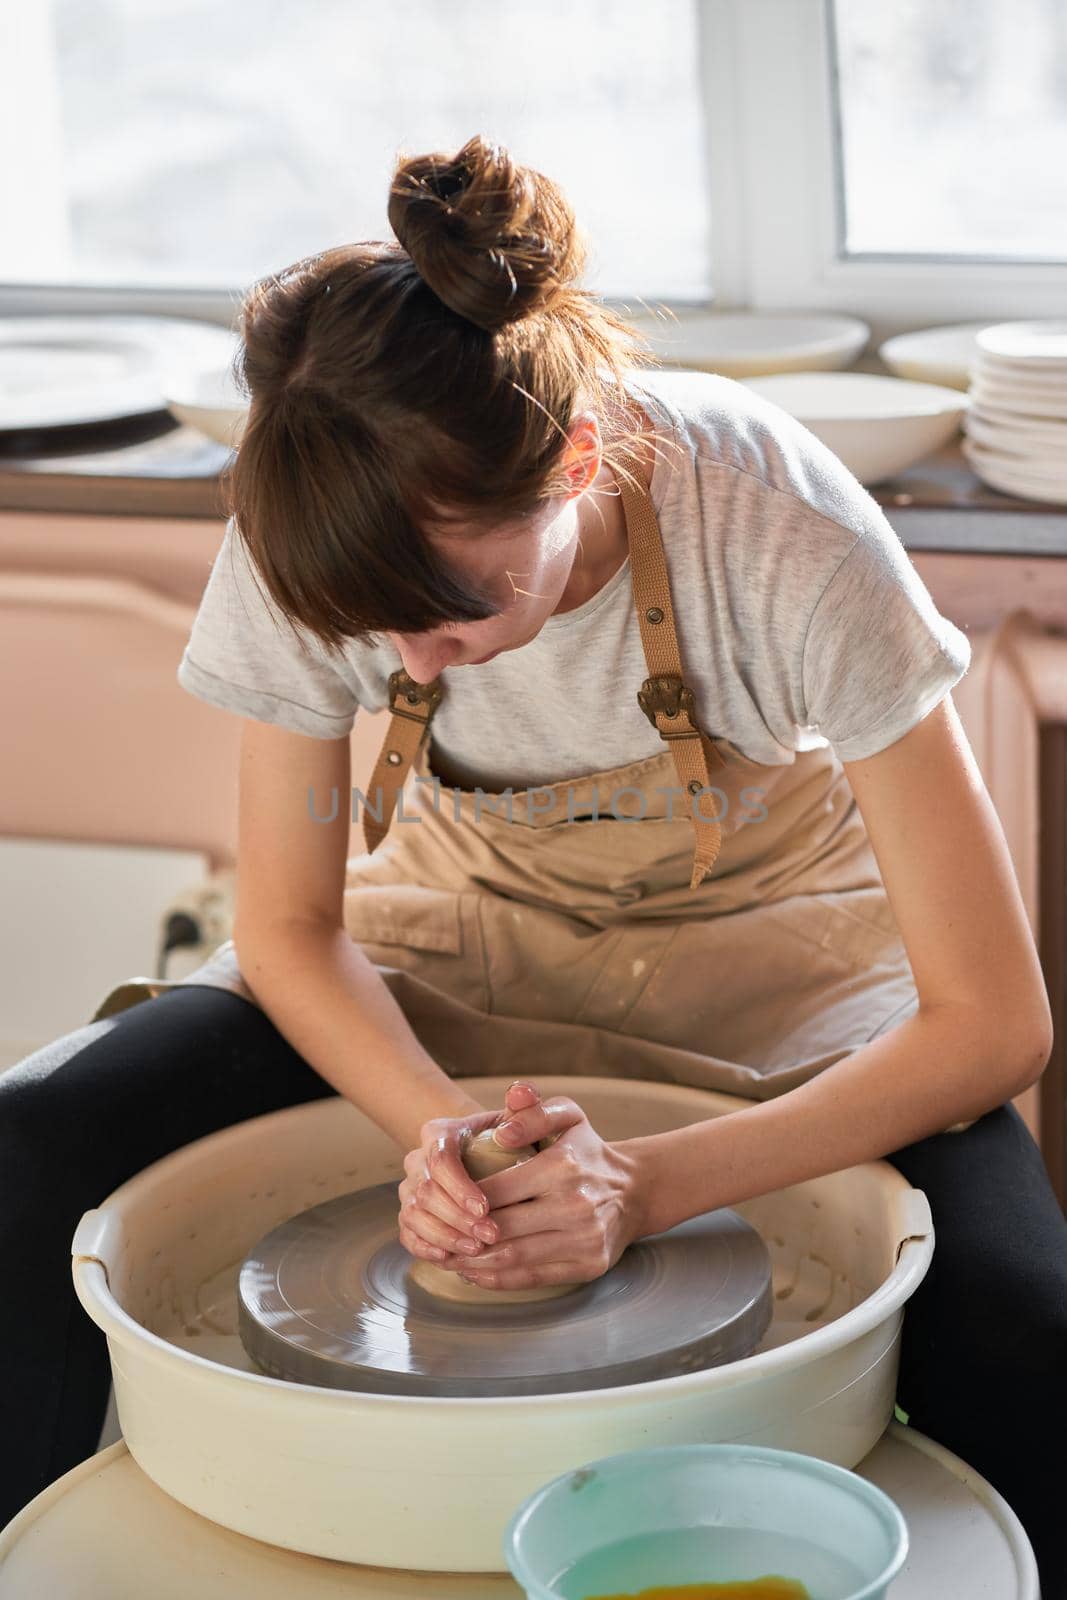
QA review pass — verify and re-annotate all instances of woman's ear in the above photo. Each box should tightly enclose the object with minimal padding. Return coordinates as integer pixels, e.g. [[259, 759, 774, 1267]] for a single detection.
[[561, 411, 602, 499]]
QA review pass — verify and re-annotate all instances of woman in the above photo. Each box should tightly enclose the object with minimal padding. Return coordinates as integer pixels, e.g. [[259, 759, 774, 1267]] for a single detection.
[[2, 136, 1064, 1588]]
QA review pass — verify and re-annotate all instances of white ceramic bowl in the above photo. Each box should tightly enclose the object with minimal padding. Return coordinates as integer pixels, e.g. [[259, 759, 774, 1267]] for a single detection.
[[161, 362, 248, 448], [71, 1076, 933, 1574], [878, 322, 997, 391], [742, 371, 969, 485], [625, 311, 869, 376]]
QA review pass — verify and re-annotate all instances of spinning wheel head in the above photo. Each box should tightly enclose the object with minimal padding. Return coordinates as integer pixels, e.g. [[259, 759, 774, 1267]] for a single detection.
[[236, 1125, 774, 1398]]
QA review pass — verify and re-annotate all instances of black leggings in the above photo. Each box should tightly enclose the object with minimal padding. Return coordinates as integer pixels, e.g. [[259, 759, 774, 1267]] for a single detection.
[[2, 985, 1065, 1593]]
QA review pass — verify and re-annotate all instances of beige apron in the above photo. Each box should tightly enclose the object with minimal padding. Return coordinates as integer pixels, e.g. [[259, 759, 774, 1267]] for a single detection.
[[99, 451, 921, 1105]]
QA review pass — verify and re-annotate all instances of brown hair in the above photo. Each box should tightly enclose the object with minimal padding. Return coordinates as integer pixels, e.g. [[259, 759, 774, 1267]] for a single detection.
[[224, 133, 670, 659]]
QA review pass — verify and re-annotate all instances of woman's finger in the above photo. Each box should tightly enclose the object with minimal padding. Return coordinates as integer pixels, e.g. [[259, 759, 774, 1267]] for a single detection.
[[413, 1172, 499, 1244], [456, 1257, 592, 1293], [503, 1080, 541, 1113], [492, 1093, 585, 1156], [397, 1224, 448, 1262], [436, 1220, 589, 1274], [399, 1216, 482, 1259], [399, 1193, 491, 1258], [446, 1190, 572, 1253], [479, 1132, 582, 1210], [427, 1133, 492, 1218]]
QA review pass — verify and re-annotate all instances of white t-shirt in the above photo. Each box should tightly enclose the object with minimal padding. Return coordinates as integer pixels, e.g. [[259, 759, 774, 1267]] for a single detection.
[[177, 367, 971, 790]]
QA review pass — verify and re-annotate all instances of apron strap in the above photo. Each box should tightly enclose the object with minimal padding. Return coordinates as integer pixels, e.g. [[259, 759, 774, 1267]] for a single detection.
[[615, 442, 723, 889], [360, 669, 442, 854], [361, 437, 724, 889]]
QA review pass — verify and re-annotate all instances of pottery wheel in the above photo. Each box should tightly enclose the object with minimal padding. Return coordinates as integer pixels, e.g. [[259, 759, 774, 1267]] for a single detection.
[[236, 1183, 773, 1398]]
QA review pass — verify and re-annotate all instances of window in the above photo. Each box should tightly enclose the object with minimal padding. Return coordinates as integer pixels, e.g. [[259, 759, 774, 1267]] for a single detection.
[[698, 0, 1067, 333], [5, 0, 1066, 329], [1, 0, 710, 302], [831, 0, 1067, 263]]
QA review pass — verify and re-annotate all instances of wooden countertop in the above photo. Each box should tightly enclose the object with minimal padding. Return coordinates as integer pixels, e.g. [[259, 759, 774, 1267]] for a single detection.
[[1, 410, 1066, 553], [0, 413, 232, 519]]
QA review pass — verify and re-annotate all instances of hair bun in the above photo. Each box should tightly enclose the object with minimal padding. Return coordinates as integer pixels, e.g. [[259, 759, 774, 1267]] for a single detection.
[[387, 133, 585, 331]]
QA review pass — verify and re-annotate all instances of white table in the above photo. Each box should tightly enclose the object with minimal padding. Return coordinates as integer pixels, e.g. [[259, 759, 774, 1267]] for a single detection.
[[0, 1423, 1038, 1597]]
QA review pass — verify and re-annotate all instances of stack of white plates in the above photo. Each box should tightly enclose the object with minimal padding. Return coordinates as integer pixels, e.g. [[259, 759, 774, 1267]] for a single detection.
[[962, 320, 1067, 504]]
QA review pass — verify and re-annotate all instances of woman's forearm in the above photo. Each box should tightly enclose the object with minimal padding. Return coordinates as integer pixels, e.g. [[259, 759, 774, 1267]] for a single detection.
[[235, 921, 487, 1151], [620, 1003, 1045, 1241]]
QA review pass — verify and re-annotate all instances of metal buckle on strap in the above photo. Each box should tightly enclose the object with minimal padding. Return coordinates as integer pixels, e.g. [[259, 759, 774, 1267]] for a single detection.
[[387, 668, 443, 724], [637, 673, 700, 738]]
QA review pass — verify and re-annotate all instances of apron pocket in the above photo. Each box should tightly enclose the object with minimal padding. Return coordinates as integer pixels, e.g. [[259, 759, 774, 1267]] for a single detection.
[[343, 883, 463, 953], [343, 883, 490, 1018]]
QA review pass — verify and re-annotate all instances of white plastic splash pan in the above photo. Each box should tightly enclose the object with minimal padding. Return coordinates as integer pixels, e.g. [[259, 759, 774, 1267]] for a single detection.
[[71, 1077, 934, 1573]]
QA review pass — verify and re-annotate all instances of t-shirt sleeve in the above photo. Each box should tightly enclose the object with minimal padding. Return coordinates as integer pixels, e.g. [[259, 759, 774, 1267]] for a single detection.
[[801, 520, 972, 762], [177, 517, 361, 739]]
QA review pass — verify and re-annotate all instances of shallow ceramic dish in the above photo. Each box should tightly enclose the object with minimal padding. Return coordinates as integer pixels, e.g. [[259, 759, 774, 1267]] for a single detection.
[[71, 1077, 932, 1572], [625, 310, 869, 376], [161, 362, 248, 448], [741, 372, 968, 485], [0, 315, 238, 433], [878, 321, 996, 391]]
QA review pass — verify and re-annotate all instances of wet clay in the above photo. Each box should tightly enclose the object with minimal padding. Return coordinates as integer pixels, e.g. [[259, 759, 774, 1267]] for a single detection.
[[408, 1127, 578, 1305]]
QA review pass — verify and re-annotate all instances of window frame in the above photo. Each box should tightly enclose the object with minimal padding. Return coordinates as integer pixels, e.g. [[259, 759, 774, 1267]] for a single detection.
[[699, 0, 1067, 343]]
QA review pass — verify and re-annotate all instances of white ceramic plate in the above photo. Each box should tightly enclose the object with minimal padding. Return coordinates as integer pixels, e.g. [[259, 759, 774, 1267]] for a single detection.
[[974, 354, 1067, 391], [964, 409, 1067, 460], [741, 372, 968, 485], [969, 377, 1067, 422], [967, 403, 1067, 446], [0, 315, 238, 432], [976, 319, 1067, 366], [878, 322, 996, 391], [963, 437, 1067, 485], [161, 362, 248, 449], [962, 438, 1067, 504], [623, 311, 869, 376]]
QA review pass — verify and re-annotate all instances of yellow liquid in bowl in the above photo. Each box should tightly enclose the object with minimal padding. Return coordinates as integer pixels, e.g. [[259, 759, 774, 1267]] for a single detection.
[[585, 1582, 809, 1599]]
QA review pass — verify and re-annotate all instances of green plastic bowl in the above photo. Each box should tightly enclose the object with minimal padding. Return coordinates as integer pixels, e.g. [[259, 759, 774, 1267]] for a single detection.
[[504, 1443, 908, 1600]]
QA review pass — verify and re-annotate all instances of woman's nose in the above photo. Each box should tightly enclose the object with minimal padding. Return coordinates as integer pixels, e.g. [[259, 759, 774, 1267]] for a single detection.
[[390, 634, 460, 683]]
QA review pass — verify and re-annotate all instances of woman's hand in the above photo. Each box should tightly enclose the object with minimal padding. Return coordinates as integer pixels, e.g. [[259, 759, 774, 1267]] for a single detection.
[[396, 1080, 543, 1265], [428, 1091, 649, 1293]]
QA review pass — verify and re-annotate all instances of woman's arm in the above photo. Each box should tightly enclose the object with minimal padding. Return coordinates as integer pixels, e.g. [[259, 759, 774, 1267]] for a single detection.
[[621, 693, 1053, 1240], [231, 719, 486, 1152]]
